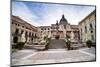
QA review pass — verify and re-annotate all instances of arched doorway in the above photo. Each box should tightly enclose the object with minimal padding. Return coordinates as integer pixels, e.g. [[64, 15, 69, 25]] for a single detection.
[[13, 36, 18, 43]]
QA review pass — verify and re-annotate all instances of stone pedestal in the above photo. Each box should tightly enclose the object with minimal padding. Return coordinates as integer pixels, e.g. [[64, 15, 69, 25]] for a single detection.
[[71, 31, 74, 42]]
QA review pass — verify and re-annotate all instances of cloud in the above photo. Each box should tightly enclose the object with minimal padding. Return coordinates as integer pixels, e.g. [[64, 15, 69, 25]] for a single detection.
[[12, 1, 40, 26], [34, 3, 95, 26], [12, 1, 95, 26]]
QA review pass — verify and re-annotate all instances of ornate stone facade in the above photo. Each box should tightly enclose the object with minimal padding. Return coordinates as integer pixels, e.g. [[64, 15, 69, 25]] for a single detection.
[[79, 10, 96, 44], [38, 15, 80, 42], [11, 15, 38, 44]]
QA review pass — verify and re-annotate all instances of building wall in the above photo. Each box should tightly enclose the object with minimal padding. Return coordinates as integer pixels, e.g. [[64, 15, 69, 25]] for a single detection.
[[38, 26, 51, 39], [38, 23, 79, 42], [11, 16, 38, 44], [12, 14, 81, 44], [79, 10, 96, 43]]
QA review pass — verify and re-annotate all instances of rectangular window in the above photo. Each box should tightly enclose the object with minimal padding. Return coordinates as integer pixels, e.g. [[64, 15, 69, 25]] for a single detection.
[[85, 26, 87, 33], [91, 35, 94, 40]]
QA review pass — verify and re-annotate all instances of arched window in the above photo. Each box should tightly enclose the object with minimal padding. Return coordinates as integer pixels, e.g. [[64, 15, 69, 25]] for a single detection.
[[25, 31, 28, 37], [29, 32, 31, 37], [90, 23, 93, 33], [21, 30, 23, 34], [13, 36, 18, 43], [64, 25, 66, 29], [15, 28, 19, 34], [90, 23, 93, 29]]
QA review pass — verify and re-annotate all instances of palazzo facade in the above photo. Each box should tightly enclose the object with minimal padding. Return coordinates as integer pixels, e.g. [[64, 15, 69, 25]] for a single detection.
[[11, 15, 38, 44], [79, 10, 96, 44]]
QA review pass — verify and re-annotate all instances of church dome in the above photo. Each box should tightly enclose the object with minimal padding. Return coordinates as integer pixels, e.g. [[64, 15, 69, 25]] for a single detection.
[[59, 14, 68, 25]]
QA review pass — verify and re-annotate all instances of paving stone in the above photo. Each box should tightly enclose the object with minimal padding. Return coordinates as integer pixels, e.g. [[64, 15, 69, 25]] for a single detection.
[[12, 49, 37, 59], [28, 50, 95, 60], [12, 46, 96, 66], [81, 47, 96, 54]]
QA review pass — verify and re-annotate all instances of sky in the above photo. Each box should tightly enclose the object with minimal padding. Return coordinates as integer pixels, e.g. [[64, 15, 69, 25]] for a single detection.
[[12, 1, 95, 26]]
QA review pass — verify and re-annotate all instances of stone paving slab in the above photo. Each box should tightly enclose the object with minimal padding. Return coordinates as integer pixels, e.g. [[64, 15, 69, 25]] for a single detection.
[[12, 49, 37, 59], [12, 48, 96, 66], [80, 47, 96, 54], [28, 51, 92, 60], [12, 55, 95, 66]]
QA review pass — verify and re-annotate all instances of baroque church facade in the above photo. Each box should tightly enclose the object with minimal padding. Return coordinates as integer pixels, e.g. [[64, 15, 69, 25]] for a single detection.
[[38, 15, 80, 42]]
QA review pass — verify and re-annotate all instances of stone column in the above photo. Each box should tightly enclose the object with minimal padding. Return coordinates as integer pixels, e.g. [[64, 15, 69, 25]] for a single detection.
[[27, 37, 30, 43]]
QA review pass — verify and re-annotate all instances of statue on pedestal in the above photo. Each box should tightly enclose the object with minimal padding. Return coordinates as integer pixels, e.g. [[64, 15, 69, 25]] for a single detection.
[[71, 31, 74, 42], [21, 32, 26, 42]]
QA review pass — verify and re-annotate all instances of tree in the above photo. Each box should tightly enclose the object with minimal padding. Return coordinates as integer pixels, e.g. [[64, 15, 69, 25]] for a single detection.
[[86, 40, 92, 48]]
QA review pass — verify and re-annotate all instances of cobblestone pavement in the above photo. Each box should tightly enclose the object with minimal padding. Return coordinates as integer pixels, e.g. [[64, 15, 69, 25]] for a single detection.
[[47, 39, 67, 49], [12, 47, 96, 66], [80, 47, 96, 54]]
